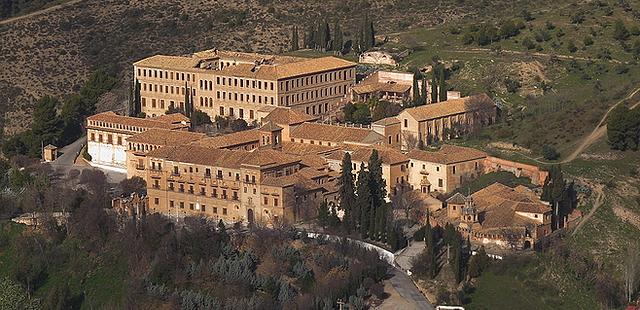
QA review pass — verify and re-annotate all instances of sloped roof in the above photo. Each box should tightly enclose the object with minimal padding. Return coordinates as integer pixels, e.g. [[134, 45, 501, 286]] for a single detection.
[[352, 82, 411, 94], [281, 141, 340, 156], [191, 130, 260, 149], [151, 113, 190, 124], [87, 111, 185, 130], [263, 107, 318, 125], [446, 192, 467, 204], [127, 129, 206, 146], [407, 144, 487, 165], [133, 55, 201, 70], [290, 123, 381, 144], [215, 56, 355, 80], [327, 146, 409, 165], [373, 116, 400, 126], [401, 94, 494, 122], [259, 121, 283, 132], [146, 146, 300, 169]]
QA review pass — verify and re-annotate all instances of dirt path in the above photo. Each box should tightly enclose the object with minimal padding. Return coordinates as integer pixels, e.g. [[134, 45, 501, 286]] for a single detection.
[[0, 0, 83, 25], [447, 47, 625, 64], [571, 185, 604, 237]]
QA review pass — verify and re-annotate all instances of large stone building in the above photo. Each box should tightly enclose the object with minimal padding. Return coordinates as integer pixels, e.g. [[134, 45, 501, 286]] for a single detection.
[[407, 144, 487, 193], [134, 49, 356, 120], [396, 94, 497, 149], [86, 112, 190, 172], [143, 145, 336, 225]]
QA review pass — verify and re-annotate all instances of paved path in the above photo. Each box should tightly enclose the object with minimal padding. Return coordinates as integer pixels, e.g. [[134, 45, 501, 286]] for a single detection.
[[395, 240, 425, 271], [49, 136, 126, 183], [387, 268, 434, 310]]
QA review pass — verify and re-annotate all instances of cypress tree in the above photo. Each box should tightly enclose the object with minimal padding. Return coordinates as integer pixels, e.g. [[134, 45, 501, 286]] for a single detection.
[[367, 150, 387, 239], [323, 20, 331, 50], [420, 76, 427, 105], [334, 22, 344, 53], [424, 217, 437, 279], [412, 68, 420, 104], [184, 81, 190, 116], [291, 26, 299, 51], [438, 65, 447, 102], [133, 79, 141, 116], [431, 69, 438, 103], [356, 163, 371, 237], [368, 19, 376, 49], [338, 153, 357, 231], [318, 201, 329, 228]]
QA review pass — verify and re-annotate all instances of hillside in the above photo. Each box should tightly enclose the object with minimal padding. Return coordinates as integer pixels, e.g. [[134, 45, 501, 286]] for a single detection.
[[0, 0, 547, 137]]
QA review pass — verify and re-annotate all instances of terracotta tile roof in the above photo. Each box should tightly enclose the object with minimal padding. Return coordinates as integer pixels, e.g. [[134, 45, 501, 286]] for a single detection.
[[191, 129, 260, 149], [281, 141, 340, 156], [127, 129, 206, 146], [407, 144, 487, 165], [471, 182, 551, 216], [373, 117, 400, 126], [290, 123, 382, 144], [446, 192, 467, 205], [146, 146, 300, 169], [401, 94, 495, 121], [215, 56, 355, 80], [259, 121, 282, 132], [299, 154, 329, 168], [133, 55, 200, 70], [352, 82, 411, 94], [327, 146, 409, 165], [263, 107, 318, 125], [192, 49, 305, 65], [151, 113, 190, 124], [87, 111, 185, 130]]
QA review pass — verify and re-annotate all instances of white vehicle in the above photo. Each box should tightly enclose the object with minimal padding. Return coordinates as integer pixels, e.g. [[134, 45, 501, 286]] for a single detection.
[[436, 306, 465, 310]]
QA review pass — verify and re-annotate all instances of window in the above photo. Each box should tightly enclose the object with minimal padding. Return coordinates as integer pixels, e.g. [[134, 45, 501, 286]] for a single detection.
[[452, 166, 456, 174], [202, 205, 206, 212], [169, 200, 174, 208], [154, 197, 159, 205], [223, 208, 227, 215], [438, 179, 443, 187], [213, 207, 218, 214], [274, 198, 279, 206], [189, 203, 194, 210], [179, 202, 185, 209], [404, 119, 408, 127], [263, 197, 268, 205]]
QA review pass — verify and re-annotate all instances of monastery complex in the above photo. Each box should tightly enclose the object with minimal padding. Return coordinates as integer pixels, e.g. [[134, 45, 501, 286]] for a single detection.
[[90, 49, 559, 250]]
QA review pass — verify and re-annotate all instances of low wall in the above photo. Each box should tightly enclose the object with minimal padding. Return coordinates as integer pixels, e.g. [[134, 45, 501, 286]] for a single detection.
[[306, 232, 396, 266], [483, 156, 549, 185]]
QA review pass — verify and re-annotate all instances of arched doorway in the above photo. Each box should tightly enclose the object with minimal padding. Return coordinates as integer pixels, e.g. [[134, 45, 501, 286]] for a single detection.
[[247, 209, 254, 224], [523, 240, 532, 249]]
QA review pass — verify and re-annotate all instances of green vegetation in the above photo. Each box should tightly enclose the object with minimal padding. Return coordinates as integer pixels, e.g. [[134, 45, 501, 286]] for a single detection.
[[607, 104, 640, 151], [0, 0, 64, 19], [2, 68, 117, 158]]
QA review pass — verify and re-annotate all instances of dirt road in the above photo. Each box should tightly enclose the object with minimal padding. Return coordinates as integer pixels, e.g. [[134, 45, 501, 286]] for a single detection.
[[0, 0, 83, 26]]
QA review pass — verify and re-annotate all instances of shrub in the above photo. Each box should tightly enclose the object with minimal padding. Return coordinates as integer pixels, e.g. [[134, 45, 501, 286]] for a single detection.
[[542, 144, 559, 160]]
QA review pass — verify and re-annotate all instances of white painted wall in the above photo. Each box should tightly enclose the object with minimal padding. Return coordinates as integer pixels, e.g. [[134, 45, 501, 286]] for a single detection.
[[88, 141, 127, 169]]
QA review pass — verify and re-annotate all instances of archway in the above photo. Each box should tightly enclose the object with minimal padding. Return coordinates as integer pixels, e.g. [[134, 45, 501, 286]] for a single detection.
[[523, 240, 532, 249], [247, 209, 254, 224]]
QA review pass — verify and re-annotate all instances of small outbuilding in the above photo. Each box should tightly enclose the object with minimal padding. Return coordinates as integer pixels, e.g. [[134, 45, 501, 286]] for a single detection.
[[43, 144, 58, 162]]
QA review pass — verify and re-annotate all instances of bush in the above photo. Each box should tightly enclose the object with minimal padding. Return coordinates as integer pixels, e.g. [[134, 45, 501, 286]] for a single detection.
[[542, 144, 560, 160]]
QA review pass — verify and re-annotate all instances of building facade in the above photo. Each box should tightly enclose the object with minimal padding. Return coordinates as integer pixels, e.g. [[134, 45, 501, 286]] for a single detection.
[[134, 50, 356, 121], [86, 112, 190, 172]]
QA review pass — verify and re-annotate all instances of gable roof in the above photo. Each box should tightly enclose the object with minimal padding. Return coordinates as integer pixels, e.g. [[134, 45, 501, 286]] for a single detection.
[[127, 129, 206, 146], [290, 123, 382, 145], [146, 146, 300, 169], [407, 144, 487, 165], [87, 111, 187, 130], [327, 146, 409, 165], [401, 94, 494, 122], [262, 107, 318, 125], [446, 192, 467, 204], [191, 130, 260, 149]]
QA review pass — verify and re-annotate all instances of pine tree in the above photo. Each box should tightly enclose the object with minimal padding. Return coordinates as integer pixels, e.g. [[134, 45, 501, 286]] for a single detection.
[[32, 95, 63, 146], [338, 153, 357, 231], [356, 163, 371, 237], [291, 26, 299, 51]]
